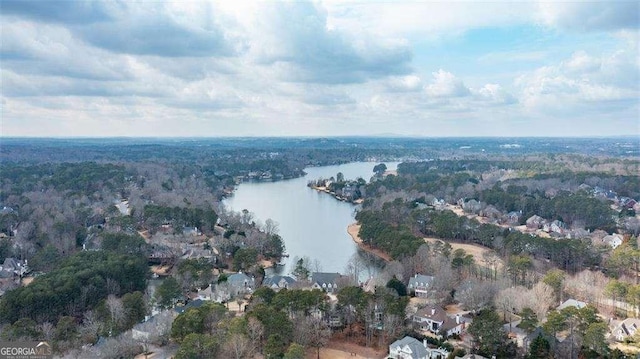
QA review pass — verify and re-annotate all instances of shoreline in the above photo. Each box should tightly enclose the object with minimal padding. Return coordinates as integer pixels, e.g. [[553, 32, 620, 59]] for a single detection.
[[347, 223, 392, 262]]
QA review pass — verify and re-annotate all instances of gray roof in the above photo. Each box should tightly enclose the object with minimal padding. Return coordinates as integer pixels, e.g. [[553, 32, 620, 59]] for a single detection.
[[311, 272, 340, 286], [227, 272, 253, 285], [2, 258, 20, 271], [262, 275, 296, 288], [389, 336, 428, 359], [557, 299, 587, 310], [408, 274, 434, 288]]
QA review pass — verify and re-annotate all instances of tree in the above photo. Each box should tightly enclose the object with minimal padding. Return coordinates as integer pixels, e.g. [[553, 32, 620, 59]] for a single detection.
[[284, 343, 305, 359], [543, 310, 566, 339], [386, 276, 407, 296], [297, 316, 331, 359], [518, 308, 538, 334], [468, 309, 516, 358], [222, 333, 252, 359], [336, 172, 345, 183], [264, 334, 287, 359], [54, 316, 78, 343], [175, 333, 219, 359], [292, 257, 310, 281], [122, 291, 146, 329], [373, 163, 387, 176], [156, 277, 182, 309], [543, 269, 565, 304], [527, 335, 552, 359], [582, 322, 608, 356]]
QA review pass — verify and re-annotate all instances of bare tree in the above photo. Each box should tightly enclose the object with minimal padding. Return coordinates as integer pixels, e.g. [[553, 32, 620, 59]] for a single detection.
[[246, 317, 264, 354], [222, 333, 252, 359], [106, 295, 124, 335], [297, 316, 331, 359], [455, 279, 497, 313]]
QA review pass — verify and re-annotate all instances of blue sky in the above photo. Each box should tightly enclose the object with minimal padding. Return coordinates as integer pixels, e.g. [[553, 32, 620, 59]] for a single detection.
[[1, 0, 638, 137]]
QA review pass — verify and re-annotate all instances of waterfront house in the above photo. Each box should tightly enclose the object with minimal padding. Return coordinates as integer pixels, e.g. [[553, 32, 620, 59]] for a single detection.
[[262, 275, 296, 291], [311, 272, 341, 293], [408, 274, 434, 298], [227, 272, 255, 296]]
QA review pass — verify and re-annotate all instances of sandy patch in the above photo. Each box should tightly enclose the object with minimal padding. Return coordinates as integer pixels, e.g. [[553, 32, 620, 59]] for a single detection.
[[21, 277, 35, 286], [309, 341, 387, 359], [347, 223, 392, 262], [423, 237, 503, 269]]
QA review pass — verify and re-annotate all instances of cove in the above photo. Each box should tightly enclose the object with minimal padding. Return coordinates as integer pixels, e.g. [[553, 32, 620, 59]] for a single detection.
[[223, 162, 399, 276]]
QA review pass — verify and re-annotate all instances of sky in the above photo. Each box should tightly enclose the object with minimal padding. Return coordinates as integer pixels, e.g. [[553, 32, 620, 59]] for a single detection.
[[1, 0, 639, 137]]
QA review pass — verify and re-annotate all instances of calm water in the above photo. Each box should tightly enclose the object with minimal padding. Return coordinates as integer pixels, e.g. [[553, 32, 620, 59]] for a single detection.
[[223, 162, 399, 276]]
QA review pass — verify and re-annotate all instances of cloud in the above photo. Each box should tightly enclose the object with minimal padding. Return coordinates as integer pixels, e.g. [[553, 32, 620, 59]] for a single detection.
[[0, 0, 113, 24], [425, 70, 471, 98], [1, 20, 134, 81], [386, 75, 423, 92], [251, 1, 412, 84], [77, 2, 240, 57], [536, 1, 640, 31], [516, 47, 639, 116], [476, 84, 517, 105]]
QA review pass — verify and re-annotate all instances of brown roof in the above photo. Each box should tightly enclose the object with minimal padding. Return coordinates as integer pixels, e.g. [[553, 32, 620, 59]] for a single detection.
[[415, 306, 448, 323]]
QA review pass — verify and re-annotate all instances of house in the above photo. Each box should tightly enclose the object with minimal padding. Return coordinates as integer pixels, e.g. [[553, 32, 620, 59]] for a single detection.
[[182, 227, 200, 236], [557, 299, 587, 311], [388, 336, 449, 359], [525, 215, 546, 230], [408, 274, 434, 298], [262, 275, 296, 291], [413, 306, 465, 337], [613, 318, 640, 341], [196, 285, 213, 301], [504, 211, 522, 225], [227, 272, 255, 296], [311, 272, 341, 293], [619, 197, 637, 209], [543, 220, 566, 235], [602, 234, 624, 249], [0, 258, 29, 277], [174, 299, 206, 314]]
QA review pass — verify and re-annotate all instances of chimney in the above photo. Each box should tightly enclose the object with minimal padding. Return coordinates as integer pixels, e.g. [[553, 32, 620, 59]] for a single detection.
[[423, 339, 427, 348], [431, 308, 435, 315], [456, 314, 460, 324]]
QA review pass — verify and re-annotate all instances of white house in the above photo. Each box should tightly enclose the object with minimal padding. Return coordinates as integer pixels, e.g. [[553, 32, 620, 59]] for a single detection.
[[311, 272, 341, 293], [389, 336, 449, 359], [602, 234, 624, 249], [408, 274, 434, 298], [613, 318, 640, 341], [262, 275, 296, 291], [557, 299, 587, 311], [413, 306, 465, 337]]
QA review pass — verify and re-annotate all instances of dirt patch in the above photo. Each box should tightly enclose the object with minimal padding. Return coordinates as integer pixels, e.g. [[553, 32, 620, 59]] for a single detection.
[[423, 237, 503, 269], [308, 340, 387, 359], [348, 223, 392, 262]]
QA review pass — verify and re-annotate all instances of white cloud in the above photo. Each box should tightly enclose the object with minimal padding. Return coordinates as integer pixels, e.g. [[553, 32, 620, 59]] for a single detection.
[[386, 75, 423, 92], [536, 1, 639, 32], [425, 70, 471, 98]]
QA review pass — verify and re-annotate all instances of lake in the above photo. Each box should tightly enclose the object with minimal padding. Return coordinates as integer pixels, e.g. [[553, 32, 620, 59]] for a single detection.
[[223, 162, 399, 277]]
